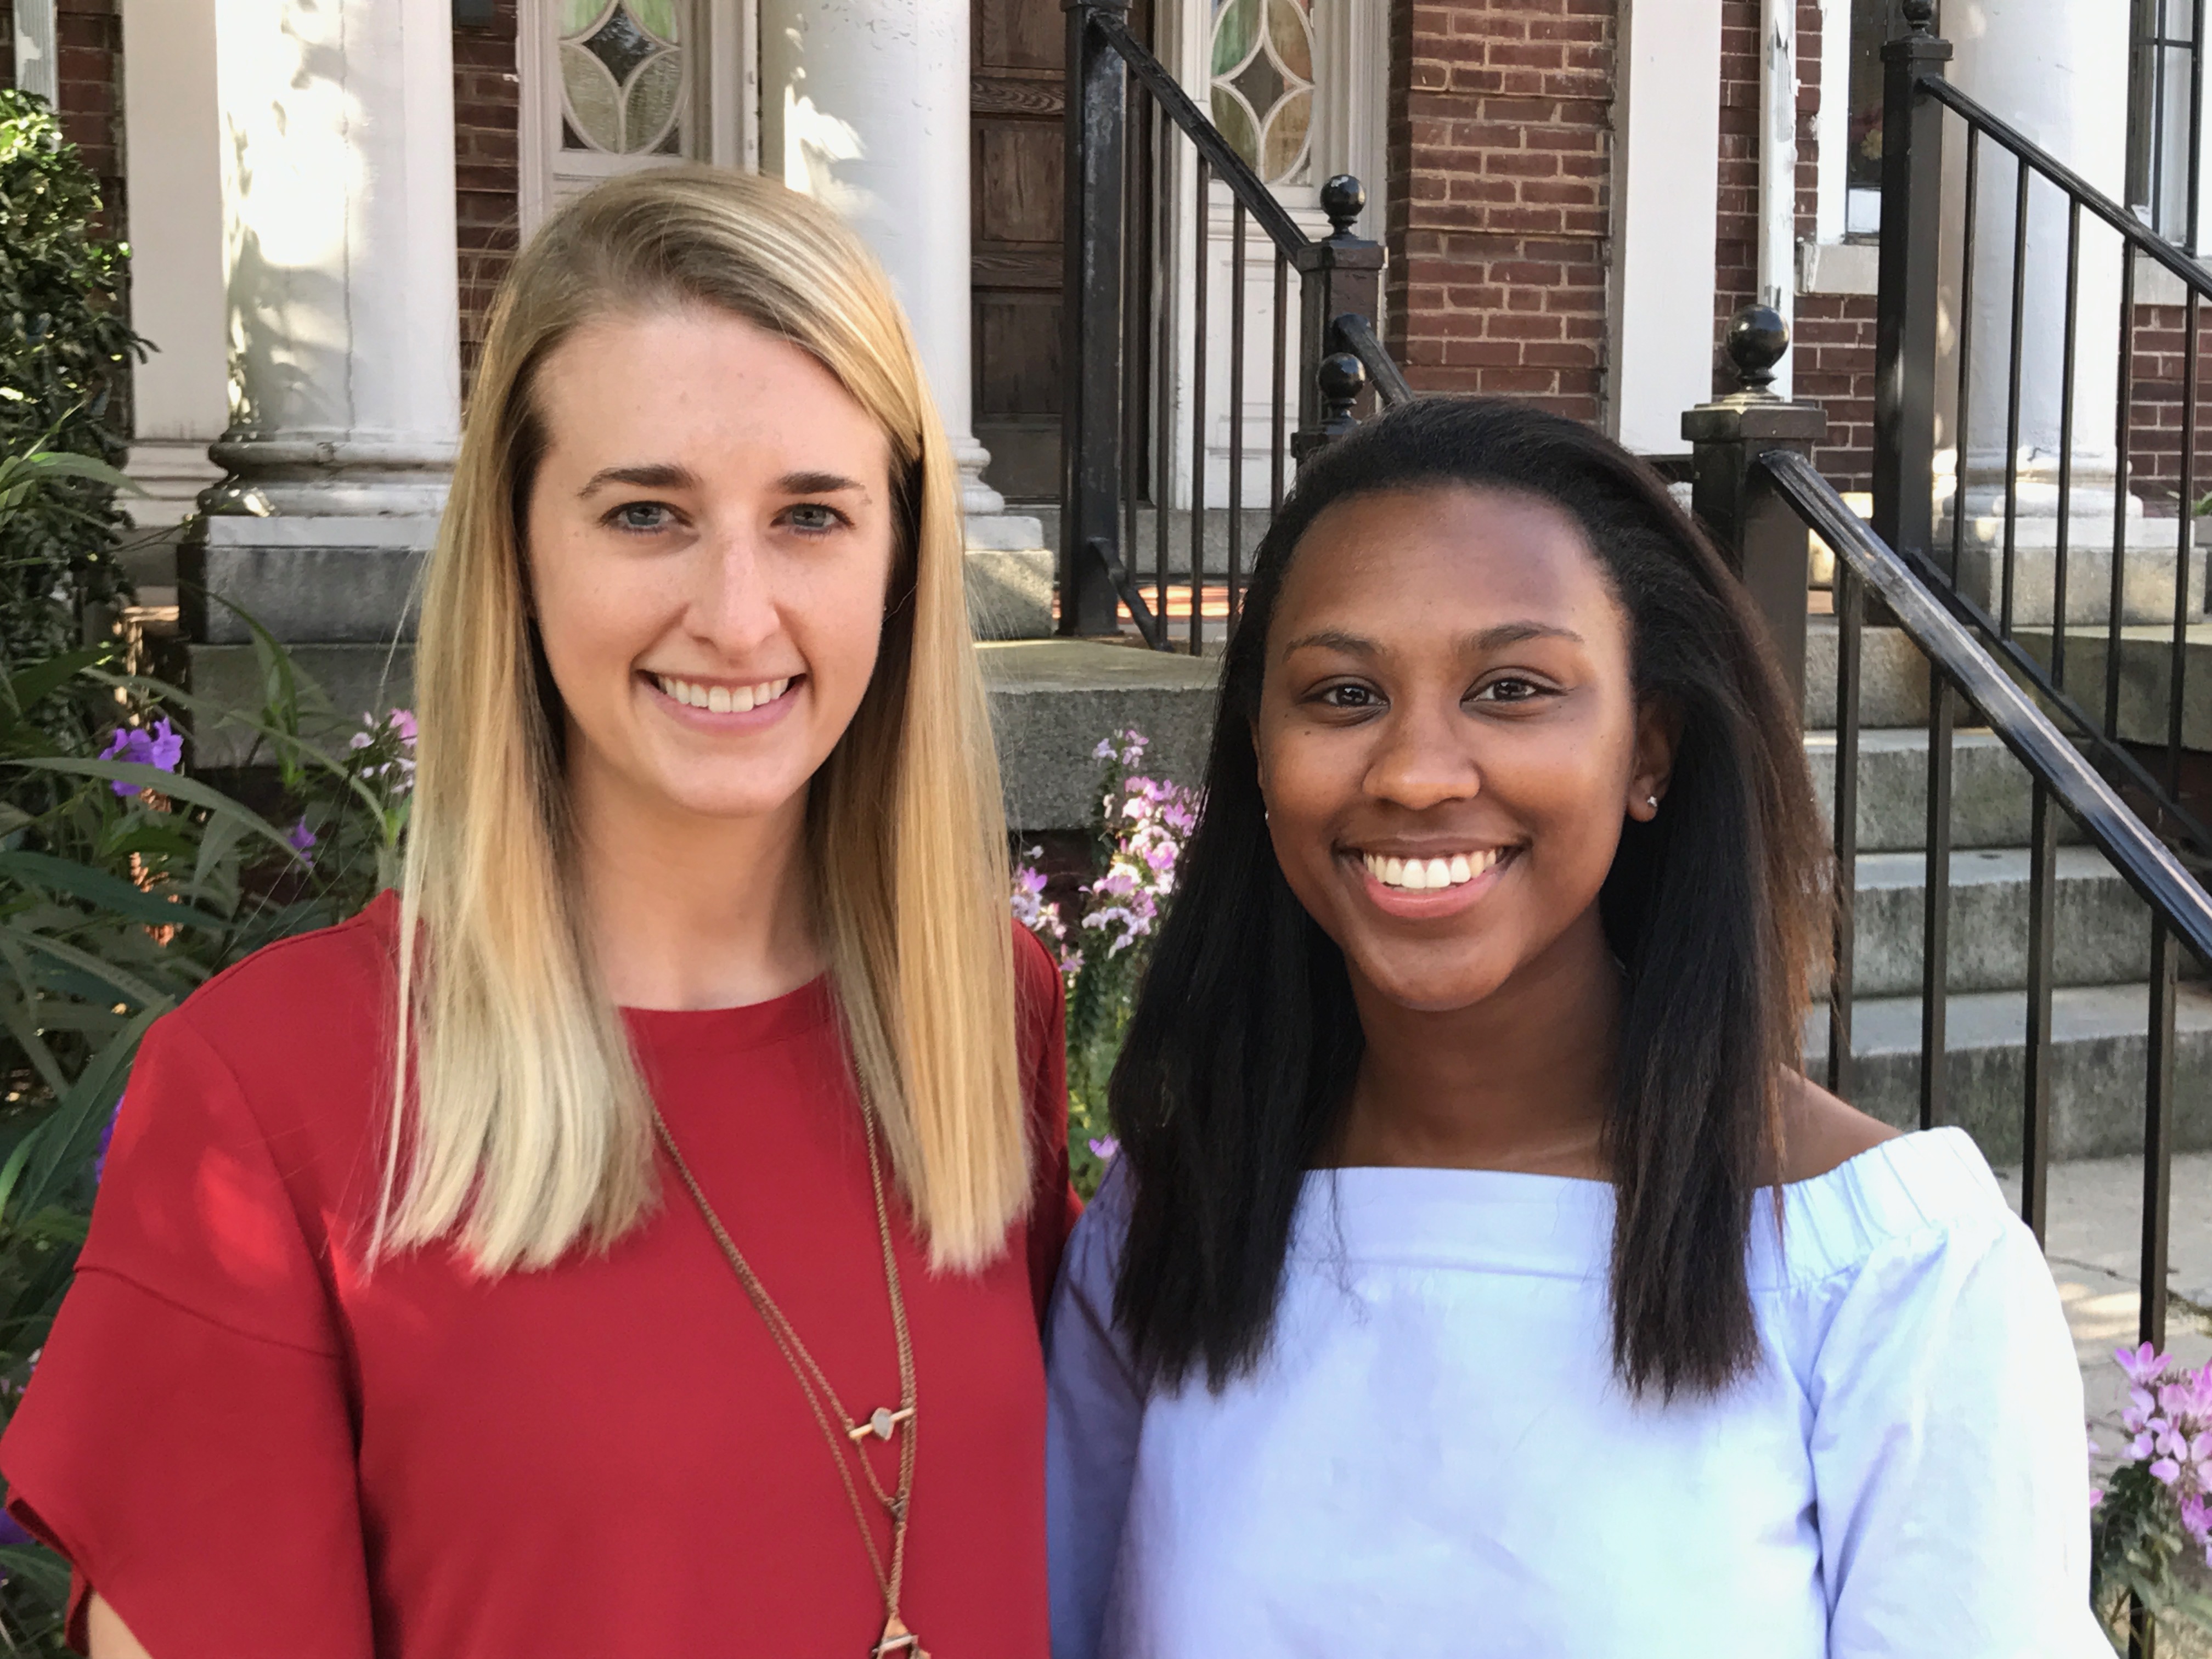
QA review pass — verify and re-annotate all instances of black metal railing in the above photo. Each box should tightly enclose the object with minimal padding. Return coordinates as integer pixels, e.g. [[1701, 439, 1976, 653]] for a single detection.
[[1879, 0, 2211, 879], [1060, 0, 1412, 651]]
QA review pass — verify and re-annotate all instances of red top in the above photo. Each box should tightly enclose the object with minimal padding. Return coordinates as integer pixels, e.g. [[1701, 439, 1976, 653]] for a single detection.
[[0, 893, 1074, 1658]]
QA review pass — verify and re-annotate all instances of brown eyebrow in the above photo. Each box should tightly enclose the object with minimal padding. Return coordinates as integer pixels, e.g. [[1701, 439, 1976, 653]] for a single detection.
[[576, 466, 869, 499], [775, 470, 868, 496], [578, 462, 698, 498]]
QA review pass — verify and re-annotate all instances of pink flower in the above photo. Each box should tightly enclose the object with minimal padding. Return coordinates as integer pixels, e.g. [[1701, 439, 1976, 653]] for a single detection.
[[2118, 1342, 2170, 1386]]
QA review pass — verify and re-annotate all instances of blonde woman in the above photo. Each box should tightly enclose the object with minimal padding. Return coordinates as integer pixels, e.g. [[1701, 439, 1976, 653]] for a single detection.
[[0, 170, 1072, 1659]]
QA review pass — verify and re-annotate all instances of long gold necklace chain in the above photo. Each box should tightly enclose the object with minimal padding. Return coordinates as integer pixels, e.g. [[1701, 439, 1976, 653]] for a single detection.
[[652, 1108, 927, 1658]]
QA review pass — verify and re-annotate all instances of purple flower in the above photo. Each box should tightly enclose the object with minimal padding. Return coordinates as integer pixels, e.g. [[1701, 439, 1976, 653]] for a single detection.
[[1087, 1137, 1119, 1161], [2118, 1342, 2170, 1385], [98, 718, 183, 796], [285, 817, 317, 855]]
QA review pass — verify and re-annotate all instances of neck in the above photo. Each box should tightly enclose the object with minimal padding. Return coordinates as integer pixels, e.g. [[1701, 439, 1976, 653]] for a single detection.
[[1337, 909, 1621, 1176], [567, 751, 822, 1012]]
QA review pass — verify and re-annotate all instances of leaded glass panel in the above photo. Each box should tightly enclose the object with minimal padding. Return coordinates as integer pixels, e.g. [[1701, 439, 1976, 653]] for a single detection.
[[558, 0, 689, 156], [1209, 0, 1314, 186]]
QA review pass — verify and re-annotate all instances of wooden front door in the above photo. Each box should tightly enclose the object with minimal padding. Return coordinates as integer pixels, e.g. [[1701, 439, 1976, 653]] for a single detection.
[[970, 0, 1065, 504]]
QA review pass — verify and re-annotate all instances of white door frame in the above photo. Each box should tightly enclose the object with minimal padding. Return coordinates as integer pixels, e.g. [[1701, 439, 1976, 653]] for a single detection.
[[515, 0, 757, 236]]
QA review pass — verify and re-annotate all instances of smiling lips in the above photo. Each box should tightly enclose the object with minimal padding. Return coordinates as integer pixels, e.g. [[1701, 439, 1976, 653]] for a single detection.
[[1361, 848, 1509, 891], [652, 673, 793, 714]]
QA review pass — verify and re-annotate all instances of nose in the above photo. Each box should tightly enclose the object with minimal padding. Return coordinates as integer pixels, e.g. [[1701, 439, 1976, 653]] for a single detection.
[[1364, 693, 1482, 812], [686, 523, 781, 658]]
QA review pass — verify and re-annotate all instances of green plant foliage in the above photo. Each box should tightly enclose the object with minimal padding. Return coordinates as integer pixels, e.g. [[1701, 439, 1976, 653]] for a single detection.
[[2094, 1462, 2212, 1650], [0, 616, 411, 1650], [0, 89, 150, 754]]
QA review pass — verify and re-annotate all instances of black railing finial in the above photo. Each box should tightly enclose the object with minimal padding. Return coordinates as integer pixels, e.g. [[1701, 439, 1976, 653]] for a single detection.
[[1901, 0, 1935, 35], [1321, 174, 1365, 239], [1724, 303, 1790, 397]]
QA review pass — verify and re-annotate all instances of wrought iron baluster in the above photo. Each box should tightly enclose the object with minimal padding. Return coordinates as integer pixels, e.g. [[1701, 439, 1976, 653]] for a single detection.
[[2001, 159, 2031, 639], [1828, 558, 1863, 1101], [1952, 126, 1981, 584], [1153, 95, 1171, 638], [2021, 780, 2057, 1242], [2052, 199, 2081, 688], [1920, 674, 1956, 1130], [2109, 236, 2137, 739], [1229, 202, 1247, 634], [1272, 253, 1289, 518], [2169, 289, 2198, 802], [2142, 918, 2178, 1353], [1189, 154, 1211, 656]]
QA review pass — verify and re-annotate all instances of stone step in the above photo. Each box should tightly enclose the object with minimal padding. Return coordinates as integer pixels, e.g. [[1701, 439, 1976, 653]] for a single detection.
[[1835, 847, 2154, 998], [2012, 623, 2212, 751], [980, 639, 1220, 831], [1805, 726, 2080, 853], [1802, 980, 2212, 1163], [1804, 618, 1932, 731], [1022, 504, 1276, 579]]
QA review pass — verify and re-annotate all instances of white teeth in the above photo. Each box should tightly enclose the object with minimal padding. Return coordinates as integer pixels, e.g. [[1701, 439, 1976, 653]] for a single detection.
[[653, 674, 794, 713], [1362, 850, 1508, 892]]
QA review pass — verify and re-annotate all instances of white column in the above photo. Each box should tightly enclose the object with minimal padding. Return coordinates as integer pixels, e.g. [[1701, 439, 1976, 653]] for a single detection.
[[1939, 0, 2131, 532], [1758, 0, 1797, 400], [119, 0, 228, 552], [13, 0, 57, 104], [187, 0, 461, 645], [758, 0, 1004, 520], [1606, 0, 1724, 452]]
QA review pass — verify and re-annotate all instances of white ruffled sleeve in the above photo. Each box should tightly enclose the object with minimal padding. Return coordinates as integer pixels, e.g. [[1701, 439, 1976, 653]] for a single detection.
[[1804, 1186, 2109, 1656], [1043, 1164, 1144, 1659]]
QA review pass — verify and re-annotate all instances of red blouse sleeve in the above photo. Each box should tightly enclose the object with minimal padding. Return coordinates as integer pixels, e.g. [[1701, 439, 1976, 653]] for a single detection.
[[1013, 926, 1077, 1325], [0, 1010, 373, 1659]]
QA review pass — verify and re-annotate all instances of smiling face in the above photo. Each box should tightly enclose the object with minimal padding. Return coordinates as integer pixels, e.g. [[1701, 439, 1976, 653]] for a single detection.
[[1254, 483, 1673, 1016], [523, 304, 900, 831]]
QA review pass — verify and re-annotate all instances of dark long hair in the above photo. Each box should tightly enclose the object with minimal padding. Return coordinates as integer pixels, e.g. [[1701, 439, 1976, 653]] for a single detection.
[[1109, 397, 1828, 1399]]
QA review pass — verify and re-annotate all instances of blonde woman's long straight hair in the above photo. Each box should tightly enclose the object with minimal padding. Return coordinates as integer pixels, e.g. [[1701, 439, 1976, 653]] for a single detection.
[[380, 168, 1028, 1275]]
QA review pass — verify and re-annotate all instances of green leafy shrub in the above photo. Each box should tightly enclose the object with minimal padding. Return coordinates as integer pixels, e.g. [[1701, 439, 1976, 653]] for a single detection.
[[0, 614, 411, 1649], [0, 89, 149, 753]]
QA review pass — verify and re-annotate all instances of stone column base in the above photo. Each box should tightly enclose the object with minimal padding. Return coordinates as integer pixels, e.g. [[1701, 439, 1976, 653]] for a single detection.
[[181, 512, 435, 645], [964, 511, 1055, 640]]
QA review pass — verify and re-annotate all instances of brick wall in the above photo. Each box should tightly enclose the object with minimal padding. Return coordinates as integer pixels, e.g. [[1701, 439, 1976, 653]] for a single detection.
[[1710, 0, 1876, 489], [0, 0, 126, 233], [1385, 0, 1614, 422], [454, 1, 522, 394]]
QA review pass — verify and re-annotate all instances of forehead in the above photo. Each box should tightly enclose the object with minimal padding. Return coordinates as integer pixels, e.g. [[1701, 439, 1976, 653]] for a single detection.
[[1271, 482, 1626, 652], [532, 305, 888, 472]]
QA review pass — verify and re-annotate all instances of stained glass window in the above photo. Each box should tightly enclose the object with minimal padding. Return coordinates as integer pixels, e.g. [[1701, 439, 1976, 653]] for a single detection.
[[1210, 0, 1314, 186], [559, 0, 688, 156]]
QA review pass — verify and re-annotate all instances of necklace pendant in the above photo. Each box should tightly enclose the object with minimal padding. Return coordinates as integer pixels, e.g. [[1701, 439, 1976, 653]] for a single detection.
[[849, 1404, 915, 1443], [872, 1614, 927, 1658]]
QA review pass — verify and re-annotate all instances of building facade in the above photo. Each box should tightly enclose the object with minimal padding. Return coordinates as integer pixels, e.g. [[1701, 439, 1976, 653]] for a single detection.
[[0, 0, 2194, 639]]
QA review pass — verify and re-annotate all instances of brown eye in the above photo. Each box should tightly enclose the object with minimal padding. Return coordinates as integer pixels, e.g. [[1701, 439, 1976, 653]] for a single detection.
[[1320, 683, 1382, 710]]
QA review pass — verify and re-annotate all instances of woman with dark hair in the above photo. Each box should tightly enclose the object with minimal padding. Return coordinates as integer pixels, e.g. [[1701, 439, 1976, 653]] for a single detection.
[[1045, 398, 2103, 1656]]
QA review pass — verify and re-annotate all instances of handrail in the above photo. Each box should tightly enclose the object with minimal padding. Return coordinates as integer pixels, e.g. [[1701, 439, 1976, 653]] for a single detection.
[[1334, 313, 1414, 408], [1763, 448, 2212, 968], [1921, 76, 2212, 298], [1092, 12, 1310, 258]]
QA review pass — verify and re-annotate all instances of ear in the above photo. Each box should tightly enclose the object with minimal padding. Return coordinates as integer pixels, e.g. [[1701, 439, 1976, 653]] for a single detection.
[[1626, 696, 1680, 823]]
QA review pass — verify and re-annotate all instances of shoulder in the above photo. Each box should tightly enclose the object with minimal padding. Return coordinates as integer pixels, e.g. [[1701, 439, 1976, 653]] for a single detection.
[[1012, 922, 1065, 1017], [1777, 1071, 1899, 1184], [171, 889, 399, 1063], [117, 891, 401, 1204], [1761, 1124, 2038, 1295]]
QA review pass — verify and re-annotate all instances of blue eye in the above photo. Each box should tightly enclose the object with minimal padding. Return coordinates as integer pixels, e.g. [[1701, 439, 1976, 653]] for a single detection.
[[784, 503, 847, 533], [612, 501, 672, 533]]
